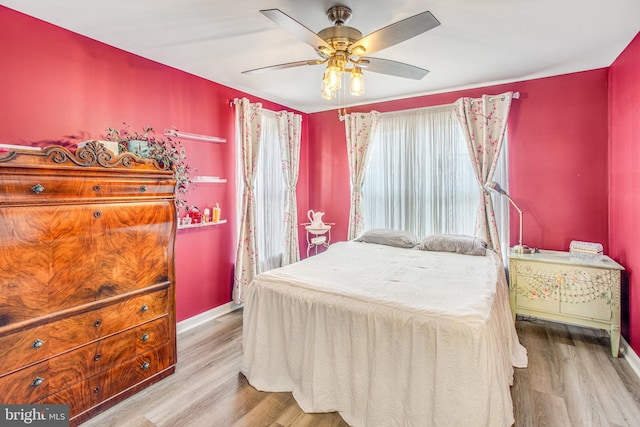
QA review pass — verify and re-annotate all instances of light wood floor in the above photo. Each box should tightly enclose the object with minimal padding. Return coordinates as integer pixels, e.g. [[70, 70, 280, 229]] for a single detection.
[[82, 309, 640, 427]]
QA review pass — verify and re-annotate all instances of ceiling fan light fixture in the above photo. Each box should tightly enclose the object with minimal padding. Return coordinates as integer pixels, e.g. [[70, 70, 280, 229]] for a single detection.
[[349, 66, 365, 96], [324, 57, 342, 91], [320, 76, 336, 100]]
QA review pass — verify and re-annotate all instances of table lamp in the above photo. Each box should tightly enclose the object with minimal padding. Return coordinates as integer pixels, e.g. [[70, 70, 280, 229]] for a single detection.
[[485, 181, 532, 254]]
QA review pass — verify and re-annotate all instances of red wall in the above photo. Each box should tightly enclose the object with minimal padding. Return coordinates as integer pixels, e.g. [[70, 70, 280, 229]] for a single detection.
[[0, 7, 309, 321], [609, 32, 640, 351], [308, 71, 611, 254]]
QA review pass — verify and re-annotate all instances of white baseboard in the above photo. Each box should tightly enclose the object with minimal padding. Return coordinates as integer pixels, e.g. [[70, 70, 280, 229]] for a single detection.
[[176, 301, 243, 335], [620, 336, 640, 380]]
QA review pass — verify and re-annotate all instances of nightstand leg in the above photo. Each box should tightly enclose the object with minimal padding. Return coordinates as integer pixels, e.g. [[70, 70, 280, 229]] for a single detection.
[[610, 326, 621, 357]]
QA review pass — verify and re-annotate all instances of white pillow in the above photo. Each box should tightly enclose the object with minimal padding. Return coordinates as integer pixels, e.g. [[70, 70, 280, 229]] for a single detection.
[[417, 234, 487, 256], [354, 229, 420, 248]]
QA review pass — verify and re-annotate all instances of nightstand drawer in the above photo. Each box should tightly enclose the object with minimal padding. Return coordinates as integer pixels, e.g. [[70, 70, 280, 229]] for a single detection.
[[513, 273, 560, 313]]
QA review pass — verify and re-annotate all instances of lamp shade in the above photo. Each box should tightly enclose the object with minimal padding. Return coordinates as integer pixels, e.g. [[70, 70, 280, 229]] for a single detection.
[[485, 181, 507, 195]]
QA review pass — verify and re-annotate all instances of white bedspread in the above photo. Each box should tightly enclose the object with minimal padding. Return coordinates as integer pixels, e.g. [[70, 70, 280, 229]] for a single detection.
[[241, 241, 528, 427]]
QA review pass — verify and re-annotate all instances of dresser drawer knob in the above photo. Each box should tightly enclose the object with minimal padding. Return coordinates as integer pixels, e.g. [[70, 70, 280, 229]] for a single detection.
[[140, 305, 149, 313], [93, 211, 101, 218], [141, 361, 150, 370], [140, 185, 147, 193], [94, 354, 102, 361], [31, 338, 45, 349], [93, 386, 101, 394], [31, 377, 44, 387], [31, 184, 45, 194], [93, 185, 101, 191], [141, 333, 150, 342], [94, 320, 102, 327]]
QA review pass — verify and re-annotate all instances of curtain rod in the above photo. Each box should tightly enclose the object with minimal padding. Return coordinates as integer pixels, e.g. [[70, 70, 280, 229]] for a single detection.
[[234, 92, 520, 120], [353, 91, 521, 120]]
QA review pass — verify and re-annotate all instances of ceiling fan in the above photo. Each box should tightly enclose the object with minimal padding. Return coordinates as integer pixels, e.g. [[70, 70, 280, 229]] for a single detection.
[[242, 5, 440, 99]]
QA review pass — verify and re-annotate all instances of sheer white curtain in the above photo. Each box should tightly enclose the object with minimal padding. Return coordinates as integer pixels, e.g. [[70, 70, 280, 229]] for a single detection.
[[254, 111, 286, 273], [362, 104, 509, 255]]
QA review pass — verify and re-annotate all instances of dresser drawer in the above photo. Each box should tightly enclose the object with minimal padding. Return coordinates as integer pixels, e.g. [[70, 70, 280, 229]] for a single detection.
[[49, 290, 170, 348], [0, 173, 174, 204], [0, 290, 169, 373], [40, 343, 172, 417], [135, 316, 170, 352], [49, 316, 170, 391], [0, 325, 51, 376], [0, 317, 171, 404], [0, 359, 50, 403], [0, 202, 174, 324]]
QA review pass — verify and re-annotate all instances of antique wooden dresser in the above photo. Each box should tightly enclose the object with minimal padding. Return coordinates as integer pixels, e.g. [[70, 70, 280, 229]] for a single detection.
[[0, 142, 177, 425]]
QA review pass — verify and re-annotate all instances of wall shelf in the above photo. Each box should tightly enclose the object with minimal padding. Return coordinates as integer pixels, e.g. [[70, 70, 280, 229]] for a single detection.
[[191, 176, 227, 183], [178, 219, 227, 230], [164, 129, 226, 143]]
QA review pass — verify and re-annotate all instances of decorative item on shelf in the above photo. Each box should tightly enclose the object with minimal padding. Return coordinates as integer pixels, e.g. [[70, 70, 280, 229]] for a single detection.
[[485, 181, 532, 254], [187, 206, 202, 224], [203, 208, 211, 223], [569, 240, 604, 261], [105, 124, 193, 208], [127, 139, 150, 157], [213, 203, 221, 223]]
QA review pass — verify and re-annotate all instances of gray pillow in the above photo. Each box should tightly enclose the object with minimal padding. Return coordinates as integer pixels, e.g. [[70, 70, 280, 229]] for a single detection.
[[417, 234, 487, 256], [354, 228, 420, 248]]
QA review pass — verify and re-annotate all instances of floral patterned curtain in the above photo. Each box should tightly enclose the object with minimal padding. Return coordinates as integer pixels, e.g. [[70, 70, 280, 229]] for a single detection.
[[344, 111, 380, 240], [233, 98, 263, 303], [454, 92, 513, 253], [276, 111, 302, 265]]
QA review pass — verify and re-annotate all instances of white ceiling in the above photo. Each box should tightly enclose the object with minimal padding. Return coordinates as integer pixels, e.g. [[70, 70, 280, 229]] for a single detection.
[[2, 0, 639, 113]]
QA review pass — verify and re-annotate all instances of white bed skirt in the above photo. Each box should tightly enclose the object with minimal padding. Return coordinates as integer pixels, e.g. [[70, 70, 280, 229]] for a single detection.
[[241, 242, 527, 427]]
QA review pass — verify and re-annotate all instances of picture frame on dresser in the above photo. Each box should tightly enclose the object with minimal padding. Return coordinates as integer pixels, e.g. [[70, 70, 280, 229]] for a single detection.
[[508, 249, 624, 357], [0, 142, 178, 426]]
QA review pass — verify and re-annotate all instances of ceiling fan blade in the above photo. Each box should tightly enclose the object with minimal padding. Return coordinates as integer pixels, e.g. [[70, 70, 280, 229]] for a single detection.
[[242, 59, 324, 74], [261, 9, 334, 55], [359, 57, 429, 80], [349, 11, 440, 55]]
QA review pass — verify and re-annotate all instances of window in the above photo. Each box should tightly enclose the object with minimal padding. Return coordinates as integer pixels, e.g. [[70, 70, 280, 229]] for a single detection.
[[362, 104, 509, 256]]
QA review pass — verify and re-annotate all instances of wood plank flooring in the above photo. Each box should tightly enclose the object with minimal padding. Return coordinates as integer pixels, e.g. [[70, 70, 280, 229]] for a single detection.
[[81, 310, 640, 427]]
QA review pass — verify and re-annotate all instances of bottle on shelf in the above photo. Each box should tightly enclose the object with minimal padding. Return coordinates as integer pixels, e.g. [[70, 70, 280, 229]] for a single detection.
[[213, 203, 221, 223]]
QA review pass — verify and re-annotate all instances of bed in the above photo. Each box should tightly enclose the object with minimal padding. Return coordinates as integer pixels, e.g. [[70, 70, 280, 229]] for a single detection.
[[241, 236, 528, 427]]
